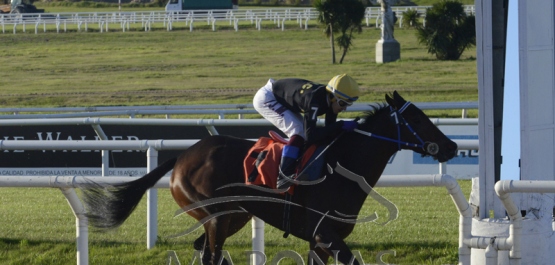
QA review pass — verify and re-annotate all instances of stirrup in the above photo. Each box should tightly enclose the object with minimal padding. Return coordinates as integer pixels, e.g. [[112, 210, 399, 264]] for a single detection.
[[277, 169, 296, 190]]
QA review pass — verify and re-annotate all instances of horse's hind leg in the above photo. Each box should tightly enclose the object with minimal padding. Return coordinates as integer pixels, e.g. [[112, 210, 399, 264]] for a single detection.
[[193, 233, 205, 251], [193, 212, 251, 251], [201, 215, 235, 265], [225, 212, 252, 236]]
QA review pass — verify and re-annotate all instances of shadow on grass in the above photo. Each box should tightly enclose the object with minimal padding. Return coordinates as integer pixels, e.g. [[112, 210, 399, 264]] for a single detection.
[[401, 56, 477, 62], [0, 237, 197, 248], [0, 237, 72, 247], [0, 238, 22, 249], [348, 240, 457, 250], [0, 237, 79, 255], [347, 240, 459, 264]]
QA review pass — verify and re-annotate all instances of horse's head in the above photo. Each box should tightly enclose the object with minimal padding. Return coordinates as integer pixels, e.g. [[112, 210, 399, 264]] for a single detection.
[[384, 91, 458, 162]]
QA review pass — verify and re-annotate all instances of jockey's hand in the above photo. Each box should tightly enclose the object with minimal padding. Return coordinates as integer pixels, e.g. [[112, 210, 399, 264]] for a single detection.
[[342, 121, 358, 131]]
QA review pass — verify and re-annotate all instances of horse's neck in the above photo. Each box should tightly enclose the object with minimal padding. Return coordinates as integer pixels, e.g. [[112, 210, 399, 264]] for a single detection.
[[319, 139, 395, 217], [343, 118, 401, 185], [330, 130, 398, 188]]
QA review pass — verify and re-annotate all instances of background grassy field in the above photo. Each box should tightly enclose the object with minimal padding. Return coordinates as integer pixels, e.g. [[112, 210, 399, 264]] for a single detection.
[[0, 28, 477, 118], [1, 3, 478, 264]]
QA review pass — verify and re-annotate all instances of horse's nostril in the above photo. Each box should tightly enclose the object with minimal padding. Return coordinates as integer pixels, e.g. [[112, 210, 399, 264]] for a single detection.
[[448, 142, 458, 151], [440, 142, 458, 159]]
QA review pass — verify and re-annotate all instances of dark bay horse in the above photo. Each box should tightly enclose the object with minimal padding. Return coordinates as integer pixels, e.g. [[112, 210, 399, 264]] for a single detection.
[[82, 91, 458, 264]]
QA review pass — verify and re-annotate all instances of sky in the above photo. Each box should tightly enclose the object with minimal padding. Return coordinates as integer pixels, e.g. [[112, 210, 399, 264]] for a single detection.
[[500, 0, 520, 180]]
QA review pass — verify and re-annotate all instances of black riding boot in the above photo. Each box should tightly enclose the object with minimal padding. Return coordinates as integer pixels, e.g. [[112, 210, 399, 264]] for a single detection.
[[277, 156, 297, 189]]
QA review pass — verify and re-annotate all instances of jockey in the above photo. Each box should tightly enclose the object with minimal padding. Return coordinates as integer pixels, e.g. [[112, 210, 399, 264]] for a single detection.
[[253, 74, 360, 189]]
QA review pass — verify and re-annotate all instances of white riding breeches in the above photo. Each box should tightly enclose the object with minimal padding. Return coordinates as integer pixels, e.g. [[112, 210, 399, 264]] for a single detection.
[[253, 79, 306, 139]]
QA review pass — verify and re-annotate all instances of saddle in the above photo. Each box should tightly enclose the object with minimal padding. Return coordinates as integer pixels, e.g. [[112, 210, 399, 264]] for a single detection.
[[243, 131, 324, 193]]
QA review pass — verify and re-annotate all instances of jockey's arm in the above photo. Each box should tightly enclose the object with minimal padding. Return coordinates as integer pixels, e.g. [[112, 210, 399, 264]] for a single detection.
[[304, 106, 343, 145]]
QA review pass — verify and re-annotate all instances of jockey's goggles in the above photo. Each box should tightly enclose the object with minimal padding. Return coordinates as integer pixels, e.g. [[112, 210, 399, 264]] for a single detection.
[[334, 95, 354, 107]]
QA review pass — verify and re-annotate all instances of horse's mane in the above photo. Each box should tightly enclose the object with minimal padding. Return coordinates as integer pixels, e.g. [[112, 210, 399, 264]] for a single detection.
[[357, 103, 389, 128]]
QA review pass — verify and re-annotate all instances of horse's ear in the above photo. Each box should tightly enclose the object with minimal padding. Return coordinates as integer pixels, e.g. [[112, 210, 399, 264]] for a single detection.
[[385, 93, 395, 107], [393, 90, 406, 104]]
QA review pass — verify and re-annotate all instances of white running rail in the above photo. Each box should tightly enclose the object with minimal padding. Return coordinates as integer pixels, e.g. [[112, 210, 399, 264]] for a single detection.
[[1, 6, 475, 34]]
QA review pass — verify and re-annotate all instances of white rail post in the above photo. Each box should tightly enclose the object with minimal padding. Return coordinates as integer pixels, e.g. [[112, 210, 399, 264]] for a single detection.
[[102, 151, 109, 176], [60, 188, 89, 265], [146, 146, 158, 249], [440, 162, 447, 175], [251, 217, 265, 265]]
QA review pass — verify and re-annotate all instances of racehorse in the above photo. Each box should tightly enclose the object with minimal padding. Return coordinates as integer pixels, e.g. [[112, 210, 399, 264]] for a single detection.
[[82, 91, 458, 264]]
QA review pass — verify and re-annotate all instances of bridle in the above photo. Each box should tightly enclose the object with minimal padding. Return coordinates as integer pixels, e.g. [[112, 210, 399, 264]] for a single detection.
[[297, 101, 439, 178], [354, 101, 439, 155]]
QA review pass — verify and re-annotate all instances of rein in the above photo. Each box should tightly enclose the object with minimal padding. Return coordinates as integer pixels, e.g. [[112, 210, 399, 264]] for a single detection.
[[354, 101, 438, 155], [295, 131, 344, 178]]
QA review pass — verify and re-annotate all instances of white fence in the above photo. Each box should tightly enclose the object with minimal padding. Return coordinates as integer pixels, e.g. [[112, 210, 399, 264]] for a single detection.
[[0, 5, 476, 34], [0, 101, 478, 119]]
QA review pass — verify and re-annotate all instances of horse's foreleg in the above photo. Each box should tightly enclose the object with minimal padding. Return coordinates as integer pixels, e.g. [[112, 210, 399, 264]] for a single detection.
[[309, 241, 331, 264], [312, 232, 359, 265]]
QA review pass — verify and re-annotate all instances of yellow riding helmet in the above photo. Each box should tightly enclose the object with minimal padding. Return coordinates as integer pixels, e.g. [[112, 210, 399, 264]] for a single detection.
[[326, 74, 360, 102]]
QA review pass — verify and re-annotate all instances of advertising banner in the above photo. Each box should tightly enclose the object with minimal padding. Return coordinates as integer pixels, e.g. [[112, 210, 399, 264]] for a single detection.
[[1, 124, 478, 179]]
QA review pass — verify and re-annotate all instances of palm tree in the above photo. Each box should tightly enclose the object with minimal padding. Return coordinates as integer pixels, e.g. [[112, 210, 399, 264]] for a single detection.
[[402, 8, 420, 28], [314, 0, 339, 64], [314, 0, 366, 64]]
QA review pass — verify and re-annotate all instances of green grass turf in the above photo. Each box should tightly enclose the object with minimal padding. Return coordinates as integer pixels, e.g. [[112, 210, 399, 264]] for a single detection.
[[0, 180, 471, 264]]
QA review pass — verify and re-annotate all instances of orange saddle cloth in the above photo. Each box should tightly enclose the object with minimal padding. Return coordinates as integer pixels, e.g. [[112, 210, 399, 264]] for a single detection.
[[243, 132, 318, 190]]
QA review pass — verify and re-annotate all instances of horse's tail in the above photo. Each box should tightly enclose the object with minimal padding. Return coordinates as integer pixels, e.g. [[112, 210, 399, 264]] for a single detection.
[[81, 157, 177, 230]]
